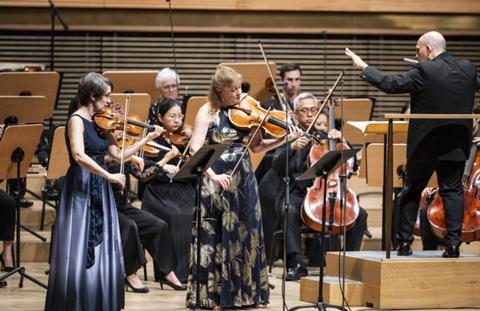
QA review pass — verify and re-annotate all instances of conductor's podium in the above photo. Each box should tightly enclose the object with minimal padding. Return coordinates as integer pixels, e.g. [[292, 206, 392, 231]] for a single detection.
[[300, 250, 480, 309]]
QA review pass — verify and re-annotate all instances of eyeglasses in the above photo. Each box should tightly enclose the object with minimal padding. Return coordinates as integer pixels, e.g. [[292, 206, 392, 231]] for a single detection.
[[298, 107, 319, 114], [165, 113, 184, 120], [162, 84, 178, 91]]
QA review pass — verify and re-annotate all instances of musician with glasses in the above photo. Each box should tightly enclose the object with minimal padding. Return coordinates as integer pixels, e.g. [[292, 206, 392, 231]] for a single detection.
[[269, 92, 367, 281]]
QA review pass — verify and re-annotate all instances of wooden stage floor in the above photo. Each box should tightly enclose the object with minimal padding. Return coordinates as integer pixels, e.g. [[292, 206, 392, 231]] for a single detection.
[[1, 261, 479, 311]]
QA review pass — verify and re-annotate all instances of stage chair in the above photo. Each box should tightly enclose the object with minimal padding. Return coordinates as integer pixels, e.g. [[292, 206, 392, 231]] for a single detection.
[[40, 126, 68, 230]]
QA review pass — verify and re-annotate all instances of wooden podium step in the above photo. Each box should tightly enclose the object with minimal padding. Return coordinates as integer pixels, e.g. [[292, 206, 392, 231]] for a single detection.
[[299, 275, 363, 306], [325, 250, 480, 309]]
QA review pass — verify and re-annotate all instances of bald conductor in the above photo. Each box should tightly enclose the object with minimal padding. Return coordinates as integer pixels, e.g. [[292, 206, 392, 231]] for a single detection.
[[346, 31, 480, 258]]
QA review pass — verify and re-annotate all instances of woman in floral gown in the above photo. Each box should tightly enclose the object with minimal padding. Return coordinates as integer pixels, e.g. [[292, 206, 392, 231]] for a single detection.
[[186, 65, 300, 309]]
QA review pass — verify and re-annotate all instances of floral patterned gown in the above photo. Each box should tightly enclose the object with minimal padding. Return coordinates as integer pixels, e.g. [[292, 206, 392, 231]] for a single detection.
[[186, 108, 270, 309]]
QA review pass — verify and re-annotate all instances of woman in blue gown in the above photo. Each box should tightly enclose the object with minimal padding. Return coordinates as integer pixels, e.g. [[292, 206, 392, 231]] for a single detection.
[[186, 66, 301, 309], [45, 72, 163, 311]]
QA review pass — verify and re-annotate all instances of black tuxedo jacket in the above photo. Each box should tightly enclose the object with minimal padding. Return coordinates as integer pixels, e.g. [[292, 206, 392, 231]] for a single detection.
[[362, 52, 479, 161]]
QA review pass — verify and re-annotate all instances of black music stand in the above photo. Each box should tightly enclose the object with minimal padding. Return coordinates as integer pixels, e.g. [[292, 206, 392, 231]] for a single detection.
[[0, 125, 47, 289], [291, 148, 358, 311], [173, 143, 229, 311]]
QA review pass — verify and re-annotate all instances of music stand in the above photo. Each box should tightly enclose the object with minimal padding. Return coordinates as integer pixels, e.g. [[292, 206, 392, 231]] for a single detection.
[[184, 96, 207, 127], [103, 70, 159, 103], [291, 149, 358, 311], [0, 124, 47, 289], [346, 120, 408, 253], [173, 143, 229, 311], [0, 96, 50, 242], [110, 93, 151, 120], [332, 98, 374, 146]]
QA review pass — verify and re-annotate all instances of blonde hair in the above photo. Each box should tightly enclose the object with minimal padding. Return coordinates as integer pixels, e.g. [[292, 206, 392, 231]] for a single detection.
[[208, 65, 242, 113]]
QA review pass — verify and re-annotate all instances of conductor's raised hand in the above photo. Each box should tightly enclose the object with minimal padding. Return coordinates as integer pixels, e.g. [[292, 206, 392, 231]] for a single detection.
[[108, 173, 126, 189], [345, 48, 368, 70]]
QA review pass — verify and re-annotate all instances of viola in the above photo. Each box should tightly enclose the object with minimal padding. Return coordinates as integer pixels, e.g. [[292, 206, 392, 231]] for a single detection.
[[228, 94, 288, 139], [93, 108, 155, 135], [301, 104, 360, 234], [426, 134, 480, 242]]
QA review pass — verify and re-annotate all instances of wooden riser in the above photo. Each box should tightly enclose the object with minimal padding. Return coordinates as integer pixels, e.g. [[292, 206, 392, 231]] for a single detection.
[[300, 276, 363, 306], [325, 251, 480, 309]]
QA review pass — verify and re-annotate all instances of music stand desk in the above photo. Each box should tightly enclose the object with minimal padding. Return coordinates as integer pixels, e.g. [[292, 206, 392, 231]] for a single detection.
[[0, 71, 60, 115], [0, 124, 46, 289], [103, 70, 159, 104], [0, 96, 49, 124], [110, 93, 151, 121]]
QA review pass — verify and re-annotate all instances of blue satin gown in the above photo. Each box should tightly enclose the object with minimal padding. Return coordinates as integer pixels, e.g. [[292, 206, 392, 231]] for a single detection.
[[45, 114, 125, 311]]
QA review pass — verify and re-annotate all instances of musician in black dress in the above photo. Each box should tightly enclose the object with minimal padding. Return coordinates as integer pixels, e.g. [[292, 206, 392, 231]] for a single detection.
[[141, 98, 195, 284], [107, 154, 187, 292], [346, 31, 480, 257]]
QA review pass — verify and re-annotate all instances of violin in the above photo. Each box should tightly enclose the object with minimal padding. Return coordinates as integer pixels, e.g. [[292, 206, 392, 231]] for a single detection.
[[228, 94, 288, 139], [94, 109, 155, 135], [425, 132, 480, 242], [161, 124, 192, 147], [301, 104, 360, 234], [113, 131, 188, 161]]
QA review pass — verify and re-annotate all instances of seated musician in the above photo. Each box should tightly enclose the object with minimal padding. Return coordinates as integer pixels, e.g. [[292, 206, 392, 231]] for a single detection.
[[106, 153, 187, 292], [148, 68, 181, 124], [270, 92, 368, 281], [141, 98, 195, 284]]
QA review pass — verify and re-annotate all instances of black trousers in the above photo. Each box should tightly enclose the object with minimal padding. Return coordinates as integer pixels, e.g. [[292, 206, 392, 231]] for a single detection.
[[117, 205, 177, 276], [282, 193, 368, 265], [419, 203, 441, 250], [0, 190, 15, 241], [396, 159, 464, 248]]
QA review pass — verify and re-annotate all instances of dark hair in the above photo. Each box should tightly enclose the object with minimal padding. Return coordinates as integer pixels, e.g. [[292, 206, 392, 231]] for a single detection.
[[67, 94, 80, 117], [280, 63, 302, 79], [473, 102, 480, 114], [156, 98, 181, 119], [77, 72, 111, 106]]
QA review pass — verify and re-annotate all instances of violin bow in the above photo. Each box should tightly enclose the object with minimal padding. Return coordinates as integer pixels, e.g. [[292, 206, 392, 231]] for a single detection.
[[229, 101, 273, 177], [304, 70, 344, 135], [258, 41, 292, 114], [119, 95, 130, 192]]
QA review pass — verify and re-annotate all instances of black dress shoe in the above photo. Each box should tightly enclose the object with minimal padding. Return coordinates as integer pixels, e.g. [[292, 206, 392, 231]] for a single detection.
[[396, 242, 413, 256], [19, 198, 33, 208], [125, 278, 149, 293], [442, 245, 460, 258], [159, 276, 187, 291], [0, 252, 14, 272], [0, 280, 6, 288], [286, 264, 308, 281]]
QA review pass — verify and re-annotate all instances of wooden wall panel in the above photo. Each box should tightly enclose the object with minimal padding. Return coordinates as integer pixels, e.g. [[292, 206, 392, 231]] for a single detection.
[[0, 0, 479, 14], [0, 31, 479, 126]]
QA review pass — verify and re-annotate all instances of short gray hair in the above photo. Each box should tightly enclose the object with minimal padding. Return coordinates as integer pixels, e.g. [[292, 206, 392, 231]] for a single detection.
[[155, 68, 180, 89], [293, 92, 318, 110]]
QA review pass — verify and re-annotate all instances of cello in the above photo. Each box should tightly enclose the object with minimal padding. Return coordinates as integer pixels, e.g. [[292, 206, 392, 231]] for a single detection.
[[301, 103, 360, 234], [426, 130, 480, 242]]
